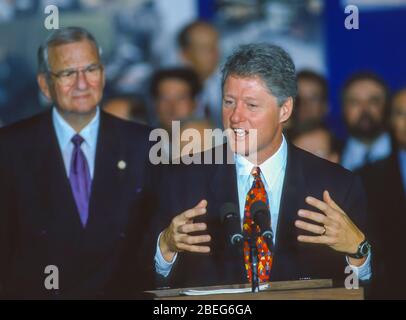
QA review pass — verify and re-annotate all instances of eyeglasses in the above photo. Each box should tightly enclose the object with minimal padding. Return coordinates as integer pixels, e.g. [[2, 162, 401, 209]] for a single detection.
[[48, 63, 103, 86]]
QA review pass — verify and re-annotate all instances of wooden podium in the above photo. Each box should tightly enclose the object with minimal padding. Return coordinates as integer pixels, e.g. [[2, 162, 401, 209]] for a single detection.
[[148, 279, 364, 300]]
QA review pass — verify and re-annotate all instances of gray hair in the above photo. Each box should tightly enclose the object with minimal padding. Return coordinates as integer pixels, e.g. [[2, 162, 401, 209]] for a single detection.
[[37, 26, 102, 75], [221, 43, 297, 106]]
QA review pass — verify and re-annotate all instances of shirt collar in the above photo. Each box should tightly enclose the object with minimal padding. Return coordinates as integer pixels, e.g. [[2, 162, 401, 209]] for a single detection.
[[347, 132, 390, 152], [52, 107, 100, 150], [235, 135, 288, 189]]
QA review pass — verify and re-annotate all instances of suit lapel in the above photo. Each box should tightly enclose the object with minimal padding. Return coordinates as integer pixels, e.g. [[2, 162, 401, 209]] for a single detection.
[[209, 166, 239, 207], [207, 145, 245, 283], [208, 145, 240, 222], [208, 144, 246, 283], [85, 111, 129, 242], [271, 144, 308, 280], [35, 111, 83, 240]]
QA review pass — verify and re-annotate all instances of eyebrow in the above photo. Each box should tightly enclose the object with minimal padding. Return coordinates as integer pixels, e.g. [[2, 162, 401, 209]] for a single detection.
[[55, 62, 100, 73], [223, 94, 259, 101]]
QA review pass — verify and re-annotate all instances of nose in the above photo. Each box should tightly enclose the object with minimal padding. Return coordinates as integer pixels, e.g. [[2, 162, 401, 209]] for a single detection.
[[229, 102, 245, 124], [75, 70, 89, 90]]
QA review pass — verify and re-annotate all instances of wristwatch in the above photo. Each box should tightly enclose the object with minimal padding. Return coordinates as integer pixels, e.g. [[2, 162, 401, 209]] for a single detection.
[[348, 239, 371, 259]]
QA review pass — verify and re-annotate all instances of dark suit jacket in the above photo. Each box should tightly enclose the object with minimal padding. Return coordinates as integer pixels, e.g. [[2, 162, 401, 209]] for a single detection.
[[152, 143, 368, 289], [0, 110, 154, 299], [359, 152, 406, 299]]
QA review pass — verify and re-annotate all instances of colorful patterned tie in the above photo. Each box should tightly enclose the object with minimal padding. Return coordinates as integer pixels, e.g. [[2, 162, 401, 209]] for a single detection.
[[243, 167, 273, 283], [69, 134, 91, 227]]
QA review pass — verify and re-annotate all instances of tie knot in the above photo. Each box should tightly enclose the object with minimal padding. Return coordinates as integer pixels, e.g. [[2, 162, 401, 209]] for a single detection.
[[251, 166, 261, 178], [71, 134, 85, 147]]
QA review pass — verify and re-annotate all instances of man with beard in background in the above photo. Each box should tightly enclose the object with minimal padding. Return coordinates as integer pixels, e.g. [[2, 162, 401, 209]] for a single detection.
[[340, 72, 392, 171]]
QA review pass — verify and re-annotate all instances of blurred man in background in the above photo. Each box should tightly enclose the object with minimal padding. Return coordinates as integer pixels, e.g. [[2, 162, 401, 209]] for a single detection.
[[291, 122, 340, 164], [341, 72, 392, 171], [0, 47, 40, 125], [294, 70, 329, 127], [150, 67, 201, 132], [103, 93, 148, 124], [150, 67, 201, 160], [179, 118, 218, 157], [359, 88, 406, 299], [178, 21, 223, 128]]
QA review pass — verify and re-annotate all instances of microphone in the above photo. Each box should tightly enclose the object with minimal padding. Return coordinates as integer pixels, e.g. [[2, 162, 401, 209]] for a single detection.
[[220, 202, 243, 246], [251, 200, 273, 245]]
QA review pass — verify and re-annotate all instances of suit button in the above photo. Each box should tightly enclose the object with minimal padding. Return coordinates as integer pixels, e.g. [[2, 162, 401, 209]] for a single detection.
[[40, 230, 47, 237], [120, 232, 126, 239]]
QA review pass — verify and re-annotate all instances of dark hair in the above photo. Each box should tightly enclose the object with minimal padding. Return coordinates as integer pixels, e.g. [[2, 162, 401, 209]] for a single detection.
[[177, 20, 217, 49], [221, 43, 297, 106], [103, 93, 147, 122], [290, 121, 343, 155], [37, 26, 102, 74], [341, 71, 390, 106], [150, 67, 202, 99], [297, 69, 328, 101]]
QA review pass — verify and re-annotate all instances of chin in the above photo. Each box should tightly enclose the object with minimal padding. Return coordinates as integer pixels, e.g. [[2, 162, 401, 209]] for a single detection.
[[230, 143, 255, 157]]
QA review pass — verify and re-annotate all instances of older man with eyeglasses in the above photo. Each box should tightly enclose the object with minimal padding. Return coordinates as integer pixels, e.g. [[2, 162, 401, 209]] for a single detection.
[[0, 27, 154, 299]]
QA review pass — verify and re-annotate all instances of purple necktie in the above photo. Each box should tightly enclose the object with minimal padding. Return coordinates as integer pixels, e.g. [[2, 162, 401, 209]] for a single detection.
[[69, 134, 91, 227]]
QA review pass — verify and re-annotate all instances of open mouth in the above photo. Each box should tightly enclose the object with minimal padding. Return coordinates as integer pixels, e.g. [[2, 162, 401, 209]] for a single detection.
[[233, 128, 248, 138]]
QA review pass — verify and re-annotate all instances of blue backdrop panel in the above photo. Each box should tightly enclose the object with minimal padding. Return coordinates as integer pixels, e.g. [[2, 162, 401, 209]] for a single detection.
[[324, 0, 406, 137], [198, 0, 216, 21]]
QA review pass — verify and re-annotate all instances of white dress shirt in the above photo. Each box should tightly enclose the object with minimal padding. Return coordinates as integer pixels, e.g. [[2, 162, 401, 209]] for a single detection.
[[341, 132, 392, 171], [52, 107, 100, 178], [155, 136, 371, 280]]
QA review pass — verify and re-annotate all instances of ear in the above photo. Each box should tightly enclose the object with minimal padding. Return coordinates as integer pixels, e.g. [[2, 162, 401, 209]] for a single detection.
[[37, 73, 52, 101], [279, 97, 294, 123]]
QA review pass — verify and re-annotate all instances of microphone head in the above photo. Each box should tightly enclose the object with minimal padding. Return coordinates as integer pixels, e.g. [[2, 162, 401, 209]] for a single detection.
[[262, 230, 273, 240], [251, 201, 274, 248], [220, 202, 239, 224], [251, 200, 270, 228], [220, 202, 243, 246]]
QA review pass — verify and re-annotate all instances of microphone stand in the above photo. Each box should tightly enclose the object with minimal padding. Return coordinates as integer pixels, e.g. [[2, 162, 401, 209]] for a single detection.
[[247, 234, 259, 293]]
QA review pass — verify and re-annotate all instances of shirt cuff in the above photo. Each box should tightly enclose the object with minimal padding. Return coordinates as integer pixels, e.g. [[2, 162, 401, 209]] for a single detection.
[[154, 232, 178, 277], [346, 252, 372, 281]]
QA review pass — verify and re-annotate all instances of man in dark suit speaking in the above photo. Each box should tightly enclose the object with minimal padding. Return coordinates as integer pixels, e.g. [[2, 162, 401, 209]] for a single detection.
[[0, 27, 152, 298], [153, 44, 372, 288]]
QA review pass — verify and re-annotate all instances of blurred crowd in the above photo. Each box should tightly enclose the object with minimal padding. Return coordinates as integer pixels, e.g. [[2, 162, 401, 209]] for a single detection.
[[2, 16, 403, 173]]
